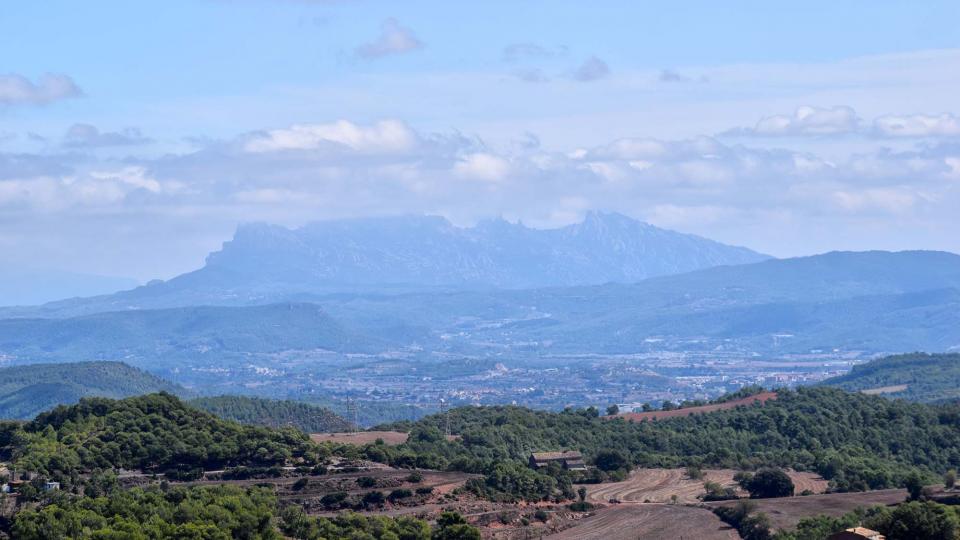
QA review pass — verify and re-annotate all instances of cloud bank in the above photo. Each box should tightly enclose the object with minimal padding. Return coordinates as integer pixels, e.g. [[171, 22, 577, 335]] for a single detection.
[[0, 73, 82, 106]]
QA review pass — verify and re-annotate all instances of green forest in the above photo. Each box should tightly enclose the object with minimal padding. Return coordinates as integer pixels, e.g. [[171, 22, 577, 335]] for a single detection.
[[823, 353, 960, 403], [350, 386, 960, 496], [2, 393, 326, 486], [11, 484, 479, 540], [0, 361, 186, 420], [189, 395, 352, 433]]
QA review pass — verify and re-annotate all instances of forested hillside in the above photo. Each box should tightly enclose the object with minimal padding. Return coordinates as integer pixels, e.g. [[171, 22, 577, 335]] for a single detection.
[[2, 393, 325, 485], [365, 387, 960, 495], [0, 361, 186, 419], [189, 395, 353, 433], [822, 352, 960, 402]]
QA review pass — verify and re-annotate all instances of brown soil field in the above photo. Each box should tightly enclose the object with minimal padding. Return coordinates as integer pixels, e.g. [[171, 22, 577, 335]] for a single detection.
[[611, 391, 779, 422], [311, 431, 459, 446], [312, 431, 411, 445], [546, 504, 739, 540], [862, 384, 908, 395], [584, 468, 828, 504], [707, 489, 909, 530]]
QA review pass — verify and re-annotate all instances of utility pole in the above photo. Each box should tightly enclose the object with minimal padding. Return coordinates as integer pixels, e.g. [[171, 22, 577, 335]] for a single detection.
[[439, 398, 450, 438]]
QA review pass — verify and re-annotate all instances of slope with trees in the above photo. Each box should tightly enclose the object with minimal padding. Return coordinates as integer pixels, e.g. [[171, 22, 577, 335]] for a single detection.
[[189, 395, 353, 433], [822, 353, 960, 403], [0, 361, 187, 420]]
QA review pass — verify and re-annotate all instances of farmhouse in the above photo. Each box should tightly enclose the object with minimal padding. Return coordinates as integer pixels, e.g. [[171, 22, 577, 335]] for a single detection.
[[528, 451, 587, 471], [827, 527, 885, 540]]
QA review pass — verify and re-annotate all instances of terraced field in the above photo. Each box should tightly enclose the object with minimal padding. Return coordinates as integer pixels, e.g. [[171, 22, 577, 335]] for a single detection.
[[584, 468, 828, 504], [707, 488, 910, 530], [546, 504, 738, 540]]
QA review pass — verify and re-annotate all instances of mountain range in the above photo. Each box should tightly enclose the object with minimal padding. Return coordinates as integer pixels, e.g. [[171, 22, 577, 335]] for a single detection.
[[0, 250, 957, 369], [0, 212, 768, 317]]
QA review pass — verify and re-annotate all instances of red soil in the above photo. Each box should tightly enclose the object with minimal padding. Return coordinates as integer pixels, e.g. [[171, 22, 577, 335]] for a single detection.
[[610, 392, 779, 422]]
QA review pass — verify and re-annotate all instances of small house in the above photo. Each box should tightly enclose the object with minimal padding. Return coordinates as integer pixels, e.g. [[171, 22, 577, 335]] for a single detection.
[[43, 481, 61, 492], [827, 527, 885, 540], [529, 451, 587, 471]]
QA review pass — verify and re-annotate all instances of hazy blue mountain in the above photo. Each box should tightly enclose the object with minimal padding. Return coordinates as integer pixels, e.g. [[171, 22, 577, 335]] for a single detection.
[[0, 361, 186, 419], [0, 303, 389, 368], [1, 212, 768, 317], [0, 269, 138, 307], [310, 250, 960, 355], [0, 251, 958, 366]]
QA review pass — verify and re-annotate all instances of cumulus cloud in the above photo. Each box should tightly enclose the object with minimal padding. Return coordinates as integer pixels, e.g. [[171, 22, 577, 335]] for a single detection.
[[873, 113, 960, 137], [63, 124, 152, 148], [725, 107, 960, 139], [243, 119, 420, 154], [729, 106, 861, 136], [4, 117, 960, 279], [659, 69, 707, 83], [572, 56, 610, 82], [355, 18, 423, 59], [0, 73, 82, 106], [453, 153, 511, 182]]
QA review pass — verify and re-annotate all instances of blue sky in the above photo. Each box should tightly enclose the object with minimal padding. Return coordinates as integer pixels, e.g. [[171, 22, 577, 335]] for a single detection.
[[2, 0, 960, 282]]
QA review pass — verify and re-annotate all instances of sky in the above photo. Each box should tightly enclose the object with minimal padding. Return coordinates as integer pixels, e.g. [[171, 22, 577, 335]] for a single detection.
[[2, 0, 960, 282]]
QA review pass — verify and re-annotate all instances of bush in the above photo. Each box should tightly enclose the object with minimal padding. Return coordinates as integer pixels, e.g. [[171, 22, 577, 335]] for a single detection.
[[739, 469, 794, 498], [388, 488, 413, 501], [416, 486, 434, 495], [292, 478, 309, 491], [534, 509, 549, 522], [356, 476, 377, 488], [594, 450, 631, 472], [362, 490, 386, 506], [319, 491, 348, 508]]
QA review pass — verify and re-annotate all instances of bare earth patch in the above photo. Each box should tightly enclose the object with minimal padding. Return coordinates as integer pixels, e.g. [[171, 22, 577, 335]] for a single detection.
[[312, 430, 411, 445], [545, 504, 739, 540], [707, 489, 909, 530], [584, 468, 827, 504], [610, 392, 779, 422], [861, 384, 908, 395]]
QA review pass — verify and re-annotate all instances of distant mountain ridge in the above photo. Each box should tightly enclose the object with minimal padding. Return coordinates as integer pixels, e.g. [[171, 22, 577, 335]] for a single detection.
[[1, 212, 769, 316], [0, 251, 958, 367]]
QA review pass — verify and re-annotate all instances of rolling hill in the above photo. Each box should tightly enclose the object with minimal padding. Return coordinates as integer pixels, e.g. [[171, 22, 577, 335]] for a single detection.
[[189, 395, 353, 433], [822, 353, 960, 402], [0, 361, 187, 419]]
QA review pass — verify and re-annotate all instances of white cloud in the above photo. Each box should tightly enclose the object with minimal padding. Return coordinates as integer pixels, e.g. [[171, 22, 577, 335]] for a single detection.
[[4, 117, 960, 279], [873, 113, 960, 137], [243, 119, 419, 153], [0, 73, 82, 106], [453, 153, 511, 182], [740, 106, 860, 136], [355, 18, 423, 59], [572, 56, 610, 82], [63, 124, 152, 148]]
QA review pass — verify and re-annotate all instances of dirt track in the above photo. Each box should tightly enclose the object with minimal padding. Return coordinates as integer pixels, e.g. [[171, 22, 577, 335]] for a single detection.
[[585, 468, 828, 504], [546, 504, 739, 540]]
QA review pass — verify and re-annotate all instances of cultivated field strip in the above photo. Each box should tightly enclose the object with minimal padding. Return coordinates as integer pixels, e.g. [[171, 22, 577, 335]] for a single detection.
[[585, 468, 829, 504], [546, 504, 739, 540]]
